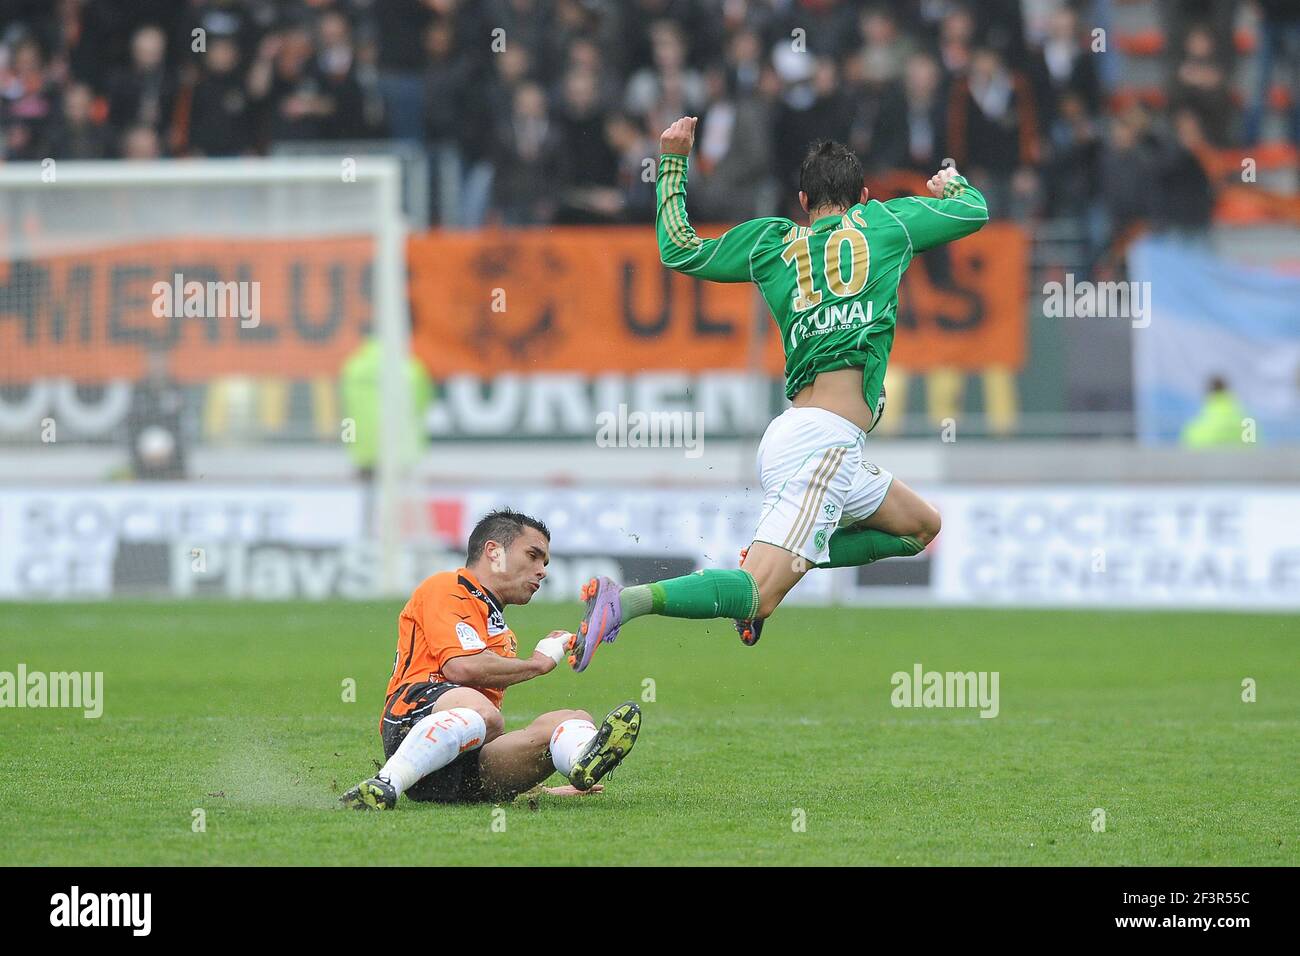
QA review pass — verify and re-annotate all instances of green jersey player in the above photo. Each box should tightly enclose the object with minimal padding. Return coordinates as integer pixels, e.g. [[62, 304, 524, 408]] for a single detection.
[[569, 115, 988, 672]]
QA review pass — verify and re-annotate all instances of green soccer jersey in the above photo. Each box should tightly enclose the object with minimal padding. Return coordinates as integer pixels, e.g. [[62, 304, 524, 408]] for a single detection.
[[655, 152, 989, 419]]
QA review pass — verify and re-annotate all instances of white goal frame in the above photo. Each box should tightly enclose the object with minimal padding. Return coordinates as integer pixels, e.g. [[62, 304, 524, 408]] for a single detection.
[[0, 158, 412, 595]]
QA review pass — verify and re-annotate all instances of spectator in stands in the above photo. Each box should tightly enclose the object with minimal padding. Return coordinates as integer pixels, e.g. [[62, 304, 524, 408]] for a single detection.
[[624, 20, 705, 137], [424, 16, 470, 146], [1153, 107, 1215, 234], [107, 24, 174, 138], [1028, 6, 1101, 145], [373, 0, 435, 142], [604, 109, 658, 223], [47, 81, 109, 159], [725, 28, 765, 99], [852, 50, 944, 175], [487, 0, 564, 85], [1159, 0, 1236, 75], [770, 0, 859, 60], [690, 63, 773, 222], [773, 55, 850, 214], [184, 35, 254, 156], [423, 16, 473, 225], [1099, 106, 1157, 240], [1245, 0, 1300, 146], [1170, 24, 1234, 146], [620, 0, 721, 77], [562, 36, 620, 109], [1181, 376, 1252, 448], [491, 81, 561, 225], [315, 9, 383, 141], [1047, 90, 1104, 246], [554, 67, 620, 223], [936, 5, 976, 83], [250, 24, 332, 144], [844, 7, 914, 173], [458, 42, 533, 226], [854, 6, 915, 91], [946, 46, 1040, 218], [898, 52, 947, 172], [1, 36, 58, 160]]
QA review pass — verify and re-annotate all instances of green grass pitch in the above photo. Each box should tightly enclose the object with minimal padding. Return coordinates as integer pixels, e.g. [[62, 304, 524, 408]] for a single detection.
[[0, 601, 1295, 866]]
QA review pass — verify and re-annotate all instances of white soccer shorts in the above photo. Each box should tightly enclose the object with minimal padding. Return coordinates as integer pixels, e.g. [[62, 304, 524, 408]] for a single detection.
[[751, 406, 894, 564]]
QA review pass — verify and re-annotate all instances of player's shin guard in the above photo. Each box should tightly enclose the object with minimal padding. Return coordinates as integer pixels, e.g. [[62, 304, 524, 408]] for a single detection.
[[379, 707, 487, 796], [548, 718, 598, 777]]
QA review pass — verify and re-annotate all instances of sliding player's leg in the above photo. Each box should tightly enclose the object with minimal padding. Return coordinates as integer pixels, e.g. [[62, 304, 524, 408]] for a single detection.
[[475, 708, 595, 800], [816, 476, 940, 568], [341, 685, 504, 809], [477, 701, 642, 798]]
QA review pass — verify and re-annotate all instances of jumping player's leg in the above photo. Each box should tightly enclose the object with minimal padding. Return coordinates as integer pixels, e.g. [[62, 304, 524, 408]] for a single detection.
[[815, 477, 940, 569], [740, 540, 809, 618], [568, 409, 854, 669]]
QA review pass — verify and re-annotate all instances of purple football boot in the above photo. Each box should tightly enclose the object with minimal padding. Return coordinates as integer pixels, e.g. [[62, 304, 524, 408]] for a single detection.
[[569, 576, 624, 672]]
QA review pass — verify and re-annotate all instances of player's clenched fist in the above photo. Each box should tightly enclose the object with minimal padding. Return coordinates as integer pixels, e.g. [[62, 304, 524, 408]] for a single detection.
[[926, 165, 961, 198], [660, 116, 696, 156]]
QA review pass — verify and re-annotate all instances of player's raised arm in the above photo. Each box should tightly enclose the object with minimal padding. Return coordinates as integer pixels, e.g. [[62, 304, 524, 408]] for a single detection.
[[655, 115, 784, 283], [880, 165, 989, 254]]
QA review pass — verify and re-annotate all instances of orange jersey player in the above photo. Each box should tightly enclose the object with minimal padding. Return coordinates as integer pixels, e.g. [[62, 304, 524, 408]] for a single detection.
[[341, 509, 641, 809]]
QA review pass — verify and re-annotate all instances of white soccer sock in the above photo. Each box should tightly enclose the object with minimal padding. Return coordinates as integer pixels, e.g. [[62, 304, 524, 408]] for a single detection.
[[549, 718, 598, 778], [379, 707, 487, 796]]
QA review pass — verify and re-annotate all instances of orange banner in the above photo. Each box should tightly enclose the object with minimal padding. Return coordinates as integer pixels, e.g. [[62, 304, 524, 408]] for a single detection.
[[409, 223, 1027, 376], [0, 237, 374, 383], [0, 224, 1027, 385]]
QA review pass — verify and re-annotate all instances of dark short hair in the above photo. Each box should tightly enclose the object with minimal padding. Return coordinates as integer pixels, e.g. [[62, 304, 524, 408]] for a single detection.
[[466, 509, 551, 564], [799, 140, 864, 212]]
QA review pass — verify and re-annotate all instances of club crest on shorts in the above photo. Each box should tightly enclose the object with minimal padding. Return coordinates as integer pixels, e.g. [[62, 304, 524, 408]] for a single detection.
[[814, 529, 828, 550], [863, 461, 881, 475]]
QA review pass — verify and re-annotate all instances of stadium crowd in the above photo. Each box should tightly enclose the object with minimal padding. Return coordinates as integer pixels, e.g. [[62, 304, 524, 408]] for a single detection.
[[0, 0, 1294, 235]]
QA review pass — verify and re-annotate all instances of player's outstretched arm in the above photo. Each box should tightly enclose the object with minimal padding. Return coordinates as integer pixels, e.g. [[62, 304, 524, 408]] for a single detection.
[[880, 165, 989, 254], [442, 632, 569, 689], [656, 115, 784, 283]]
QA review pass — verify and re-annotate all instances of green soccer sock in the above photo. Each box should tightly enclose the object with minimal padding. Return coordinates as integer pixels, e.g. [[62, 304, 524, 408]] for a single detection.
[[816, 527, 924, 569], [619, 569, 760, 622]]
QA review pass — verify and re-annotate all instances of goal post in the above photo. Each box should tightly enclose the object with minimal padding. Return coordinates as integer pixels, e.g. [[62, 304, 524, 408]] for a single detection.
[[0, 156, 413, 596]]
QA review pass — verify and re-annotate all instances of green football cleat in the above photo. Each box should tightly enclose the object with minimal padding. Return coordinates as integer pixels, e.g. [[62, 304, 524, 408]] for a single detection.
[[340, 776, 397, 810], [569, 701, 641, 792]]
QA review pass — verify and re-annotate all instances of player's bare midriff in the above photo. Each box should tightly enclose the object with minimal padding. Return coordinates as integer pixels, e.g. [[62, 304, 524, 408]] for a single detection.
[[791, 367, 874, 433]]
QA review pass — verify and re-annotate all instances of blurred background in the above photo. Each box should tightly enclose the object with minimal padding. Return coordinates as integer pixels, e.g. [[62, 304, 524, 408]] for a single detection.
[[0, 0, 1296, 609]]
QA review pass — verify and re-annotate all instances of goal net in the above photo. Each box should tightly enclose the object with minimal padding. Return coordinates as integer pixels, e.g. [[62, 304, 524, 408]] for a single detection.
[[0, 157, 412, 599]]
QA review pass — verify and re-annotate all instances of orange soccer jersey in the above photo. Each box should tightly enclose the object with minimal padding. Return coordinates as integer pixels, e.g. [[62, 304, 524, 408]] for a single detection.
[[381, 568, 519, 727]]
